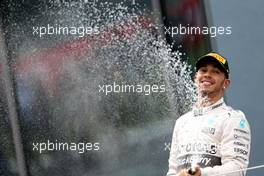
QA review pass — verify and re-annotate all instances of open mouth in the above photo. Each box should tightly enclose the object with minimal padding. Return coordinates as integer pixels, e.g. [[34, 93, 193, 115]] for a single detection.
[[201, 80, 214, 86]]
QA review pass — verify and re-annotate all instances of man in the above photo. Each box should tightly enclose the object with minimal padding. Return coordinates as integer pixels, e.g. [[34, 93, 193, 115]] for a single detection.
[[166, 52, 251, 176]]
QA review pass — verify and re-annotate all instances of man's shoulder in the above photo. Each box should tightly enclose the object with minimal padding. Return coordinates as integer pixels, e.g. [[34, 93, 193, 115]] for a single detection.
[[176, 111, 193, 122], [222, 105, 250, 130], [223, 105, 246, 119]]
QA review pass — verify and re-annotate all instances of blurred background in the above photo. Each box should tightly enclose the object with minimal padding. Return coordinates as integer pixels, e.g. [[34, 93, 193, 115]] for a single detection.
[[0, 0, 263, 176]]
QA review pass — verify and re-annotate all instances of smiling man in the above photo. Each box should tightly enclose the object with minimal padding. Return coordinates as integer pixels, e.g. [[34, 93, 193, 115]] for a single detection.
[[166, 52, 251, 176]]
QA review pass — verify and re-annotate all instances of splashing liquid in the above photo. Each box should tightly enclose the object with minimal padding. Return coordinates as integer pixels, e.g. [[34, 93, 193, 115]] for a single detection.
[[7, 1, 198, 175]]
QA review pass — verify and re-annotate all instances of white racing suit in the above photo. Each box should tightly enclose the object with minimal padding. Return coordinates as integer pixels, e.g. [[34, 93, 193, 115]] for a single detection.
[[166, 98, 251, 176]]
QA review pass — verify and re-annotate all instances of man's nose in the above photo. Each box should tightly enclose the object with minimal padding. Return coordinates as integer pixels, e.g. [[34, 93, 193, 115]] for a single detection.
[[203, 71, 211, 77]]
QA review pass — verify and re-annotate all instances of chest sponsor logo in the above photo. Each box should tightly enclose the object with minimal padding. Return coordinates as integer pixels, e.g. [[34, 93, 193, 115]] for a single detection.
[[234, 134, 250, 141], [233, 141, 249, 149], [234, 148, 248, 156], [239, 119, 246, 129], [236, 155, 248, 162], [176, 154, 221, 171], [202, 127, 215, 135], [207, 117, 216, 125], [234, 128, 249, 134], [177, 143, 219, 155]]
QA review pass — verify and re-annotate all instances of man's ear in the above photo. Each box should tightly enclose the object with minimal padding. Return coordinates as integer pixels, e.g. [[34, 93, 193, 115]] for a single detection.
[[223, 79, 231, 89]]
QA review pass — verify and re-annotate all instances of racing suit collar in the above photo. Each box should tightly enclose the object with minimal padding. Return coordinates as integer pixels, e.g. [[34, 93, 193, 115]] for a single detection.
[[193, 98, 225, 116]]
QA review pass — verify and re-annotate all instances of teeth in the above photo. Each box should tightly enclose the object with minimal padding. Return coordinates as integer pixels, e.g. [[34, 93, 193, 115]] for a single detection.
[[202, 81, 212, 86]]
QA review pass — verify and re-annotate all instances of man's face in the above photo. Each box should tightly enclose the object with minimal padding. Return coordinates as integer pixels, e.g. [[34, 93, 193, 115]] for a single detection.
[[195, 63, 230, 97]]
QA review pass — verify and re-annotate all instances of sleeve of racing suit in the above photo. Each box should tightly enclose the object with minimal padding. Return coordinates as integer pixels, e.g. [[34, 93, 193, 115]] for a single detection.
[[201, 111, 251, 176], [166, 120, 180, 176]]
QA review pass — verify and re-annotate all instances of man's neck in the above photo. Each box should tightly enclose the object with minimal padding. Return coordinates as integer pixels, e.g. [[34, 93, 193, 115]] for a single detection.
[[197, 93, 223, 108]]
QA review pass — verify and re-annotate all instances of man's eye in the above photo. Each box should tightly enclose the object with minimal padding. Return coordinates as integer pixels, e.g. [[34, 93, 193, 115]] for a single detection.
[[200, 68, 207, 72], [213, 70, 220, 74]]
